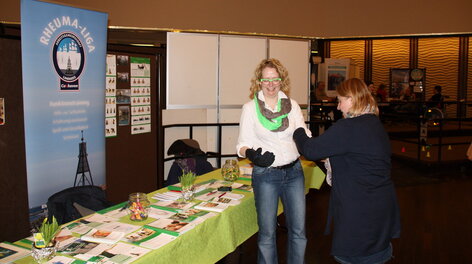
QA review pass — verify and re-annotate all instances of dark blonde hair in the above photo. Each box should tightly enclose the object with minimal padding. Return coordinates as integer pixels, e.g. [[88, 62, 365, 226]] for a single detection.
[[336, 78, 379, 116], [249, 58, 290, 99]]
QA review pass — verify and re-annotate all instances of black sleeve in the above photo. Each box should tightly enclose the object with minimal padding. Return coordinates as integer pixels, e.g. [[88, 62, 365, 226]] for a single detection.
[[302, 120, 350, 161]]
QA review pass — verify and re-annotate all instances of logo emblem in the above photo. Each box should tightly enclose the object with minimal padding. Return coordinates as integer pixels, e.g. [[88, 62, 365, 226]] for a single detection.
[[52, 32, 85, 90]]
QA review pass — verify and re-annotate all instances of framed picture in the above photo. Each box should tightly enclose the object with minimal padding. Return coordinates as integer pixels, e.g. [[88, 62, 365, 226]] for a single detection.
[[390, 69, 410, 99], [0, 98, 4, 125], [324, 58, 351, 97], [390, 68, 426, 100]]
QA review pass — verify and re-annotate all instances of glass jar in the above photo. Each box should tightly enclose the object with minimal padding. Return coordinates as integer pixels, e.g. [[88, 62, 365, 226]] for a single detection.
[[128, 192, 150, 221], [181, 185, 196, 202], [221, 159, 240, 182], [31, 241, 57, 263]]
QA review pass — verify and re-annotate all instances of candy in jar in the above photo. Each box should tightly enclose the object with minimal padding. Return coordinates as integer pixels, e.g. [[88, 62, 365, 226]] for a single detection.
[[221, 159, 240, 182], [127, 192, 150, 221]]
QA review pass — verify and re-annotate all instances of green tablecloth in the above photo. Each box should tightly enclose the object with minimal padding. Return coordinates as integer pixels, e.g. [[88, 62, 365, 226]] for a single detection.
[[14, 160, 325, 264]]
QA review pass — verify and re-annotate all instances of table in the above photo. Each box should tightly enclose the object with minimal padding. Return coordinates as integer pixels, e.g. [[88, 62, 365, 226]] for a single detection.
[[14, 160, 325, 264]]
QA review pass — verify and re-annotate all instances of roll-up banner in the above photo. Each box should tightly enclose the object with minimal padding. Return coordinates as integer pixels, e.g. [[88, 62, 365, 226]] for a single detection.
[[21, 0, 108, 208]]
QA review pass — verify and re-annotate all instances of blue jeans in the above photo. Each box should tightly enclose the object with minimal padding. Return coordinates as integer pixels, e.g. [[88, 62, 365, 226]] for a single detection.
[[334, 243, 393, 264], [252, 160, 307, 264]]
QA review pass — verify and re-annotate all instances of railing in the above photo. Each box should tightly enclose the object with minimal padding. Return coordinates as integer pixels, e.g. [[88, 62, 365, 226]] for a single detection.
[[162, 123, 240, 169], [163, 100, 471, 170], [310, 100, 472, 163]]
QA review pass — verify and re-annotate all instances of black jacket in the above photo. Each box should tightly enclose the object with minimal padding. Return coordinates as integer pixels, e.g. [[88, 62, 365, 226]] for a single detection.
[[300, 114, 401, 257]]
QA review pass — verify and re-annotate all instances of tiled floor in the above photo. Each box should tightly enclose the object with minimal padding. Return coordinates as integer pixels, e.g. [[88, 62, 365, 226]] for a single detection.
[[222, 158, 472, 264]]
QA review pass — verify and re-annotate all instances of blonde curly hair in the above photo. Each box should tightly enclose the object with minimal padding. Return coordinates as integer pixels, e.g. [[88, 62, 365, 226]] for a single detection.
[[249, 58, 291, 99]]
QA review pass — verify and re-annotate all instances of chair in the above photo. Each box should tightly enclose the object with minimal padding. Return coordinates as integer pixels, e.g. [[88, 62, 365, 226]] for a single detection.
[[46, 185, 112, 225], [165, 139, 215, 186]]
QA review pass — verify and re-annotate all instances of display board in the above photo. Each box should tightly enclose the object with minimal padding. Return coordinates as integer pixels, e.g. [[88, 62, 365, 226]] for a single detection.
[[21, 0, 108, 208], [269, 39, 310, 105], [167, 33, 218, 108], [219, 35, 267, 106], [105, 49, 160, 203]]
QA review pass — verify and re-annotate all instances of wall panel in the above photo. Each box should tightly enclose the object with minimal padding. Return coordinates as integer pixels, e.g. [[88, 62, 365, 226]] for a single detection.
[[269, 39, 310, 105], [330, 40, 365, 82], [418, 37, 459, 116], [167, 33, 218, 108], [372, 39, 410, 91]]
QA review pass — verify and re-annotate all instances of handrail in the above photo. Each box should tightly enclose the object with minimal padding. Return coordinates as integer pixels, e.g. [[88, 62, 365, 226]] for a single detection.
[[162, 123, 239, 168]]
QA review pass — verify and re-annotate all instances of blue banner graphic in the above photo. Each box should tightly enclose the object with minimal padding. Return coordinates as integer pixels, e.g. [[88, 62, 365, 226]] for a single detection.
[[21, 0, 108, 208]]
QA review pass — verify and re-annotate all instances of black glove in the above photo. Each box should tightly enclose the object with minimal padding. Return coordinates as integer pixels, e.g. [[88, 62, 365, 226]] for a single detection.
[[293, 127, 309, 154], [245, 148, 275, 167]]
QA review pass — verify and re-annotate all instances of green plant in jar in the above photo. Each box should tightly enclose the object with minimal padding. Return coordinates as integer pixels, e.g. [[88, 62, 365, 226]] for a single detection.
[[31, 216, 61, 263], [222, 159, 240, 182], [179, 171, 197, 201], [34, 216, 60, 248], [179, 171, 196, 188]]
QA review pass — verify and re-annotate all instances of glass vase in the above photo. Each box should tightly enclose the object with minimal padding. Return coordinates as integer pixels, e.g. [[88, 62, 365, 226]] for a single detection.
[[181, 185, 196, 202], [128, 192, 150, 221], [221, 159, 240, 182], [31, 242, 57, 263]]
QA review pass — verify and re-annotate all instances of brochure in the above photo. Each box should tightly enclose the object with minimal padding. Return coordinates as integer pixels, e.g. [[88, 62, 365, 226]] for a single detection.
[[123, 227, 177, 249], [219, 192, 245, 200], [0, 242, 30, 264], [59, 239, 111, 257], [83, 214, 117, 224], [81, 229, 125, 244], [194, 201, 229, 213], [231, 183, 253, 192], [94, 242, 150, 264], [153, 201, 195, 211], [146, 218, 195, 235], [239, 163, 253, 180], [147, 206, 176, 219], [152, 191, 182, 201], [43, 255, 87, 264], [97, 222, 141, 234], [98, 202, 129, 219], [64, 219, 99, 235], [214, 197, 241, 206]]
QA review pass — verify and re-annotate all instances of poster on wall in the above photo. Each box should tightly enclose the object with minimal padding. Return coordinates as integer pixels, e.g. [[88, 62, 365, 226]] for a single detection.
[[106, 54, 117, 137], [0, 98, 5, 126], [21, 0, 108, 208], [130, 57, 151, 134], [0, 98, 5, 125], [323, 58, 351, 97]]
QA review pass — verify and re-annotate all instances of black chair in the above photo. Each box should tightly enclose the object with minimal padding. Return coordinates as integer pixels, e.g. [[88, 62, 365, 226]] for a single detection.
[[165, 139, 215, 186], [46, 185, 112, 225]]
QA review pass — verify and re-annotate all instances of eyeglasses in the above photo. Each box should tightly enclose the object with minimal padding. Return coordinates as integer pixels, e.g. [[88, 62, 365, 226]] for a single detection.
[[260, 78, 282, 85]]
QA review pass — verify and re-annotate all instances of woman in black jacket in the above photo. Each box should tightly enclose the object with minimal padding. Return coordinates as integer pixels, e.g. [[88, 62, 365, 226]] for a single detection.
[[293, 78, 400, 264]]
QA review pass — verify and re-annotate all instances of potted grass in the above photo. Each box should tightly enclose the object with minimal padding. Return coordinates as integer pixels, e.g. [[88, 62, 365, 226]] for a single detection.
[[31, 216, 61, 263], [179, 171, 196, 202]]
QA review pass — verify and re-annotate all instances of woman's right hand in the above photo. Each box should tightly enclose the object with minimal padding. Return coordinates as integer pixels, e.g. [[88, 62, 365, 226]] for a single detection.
[[245, 148, 275, 167]]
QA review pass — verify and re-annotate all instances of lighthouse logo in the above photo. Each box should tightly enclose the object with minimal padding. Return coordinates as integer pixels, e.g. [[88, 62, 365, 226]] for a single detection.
[[52, 32, 85, 91]]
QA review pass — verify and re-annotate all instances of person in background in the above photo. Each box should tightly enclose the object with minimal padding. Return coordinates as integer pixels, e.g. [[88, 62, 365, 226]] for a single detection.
[[293, 78, 401, 264], [366, 81, 376, 97], [237, 58, 310, 264], [165, 139, 214, 186], [314, 81, 333, 102], [376, 83, 388, 102], [428, 85, 444, 108]]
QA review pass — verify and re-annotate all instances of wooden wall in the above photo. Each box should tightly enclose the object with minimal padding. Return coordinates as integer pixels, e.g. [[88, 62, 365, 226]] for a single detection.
[[0, 37, 31, 242]]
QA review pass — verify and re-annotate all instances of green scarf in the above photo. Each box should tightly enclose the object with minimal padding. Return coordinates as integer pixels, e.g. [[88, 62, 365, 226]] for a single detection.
[[254, 92, 291, 132]]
